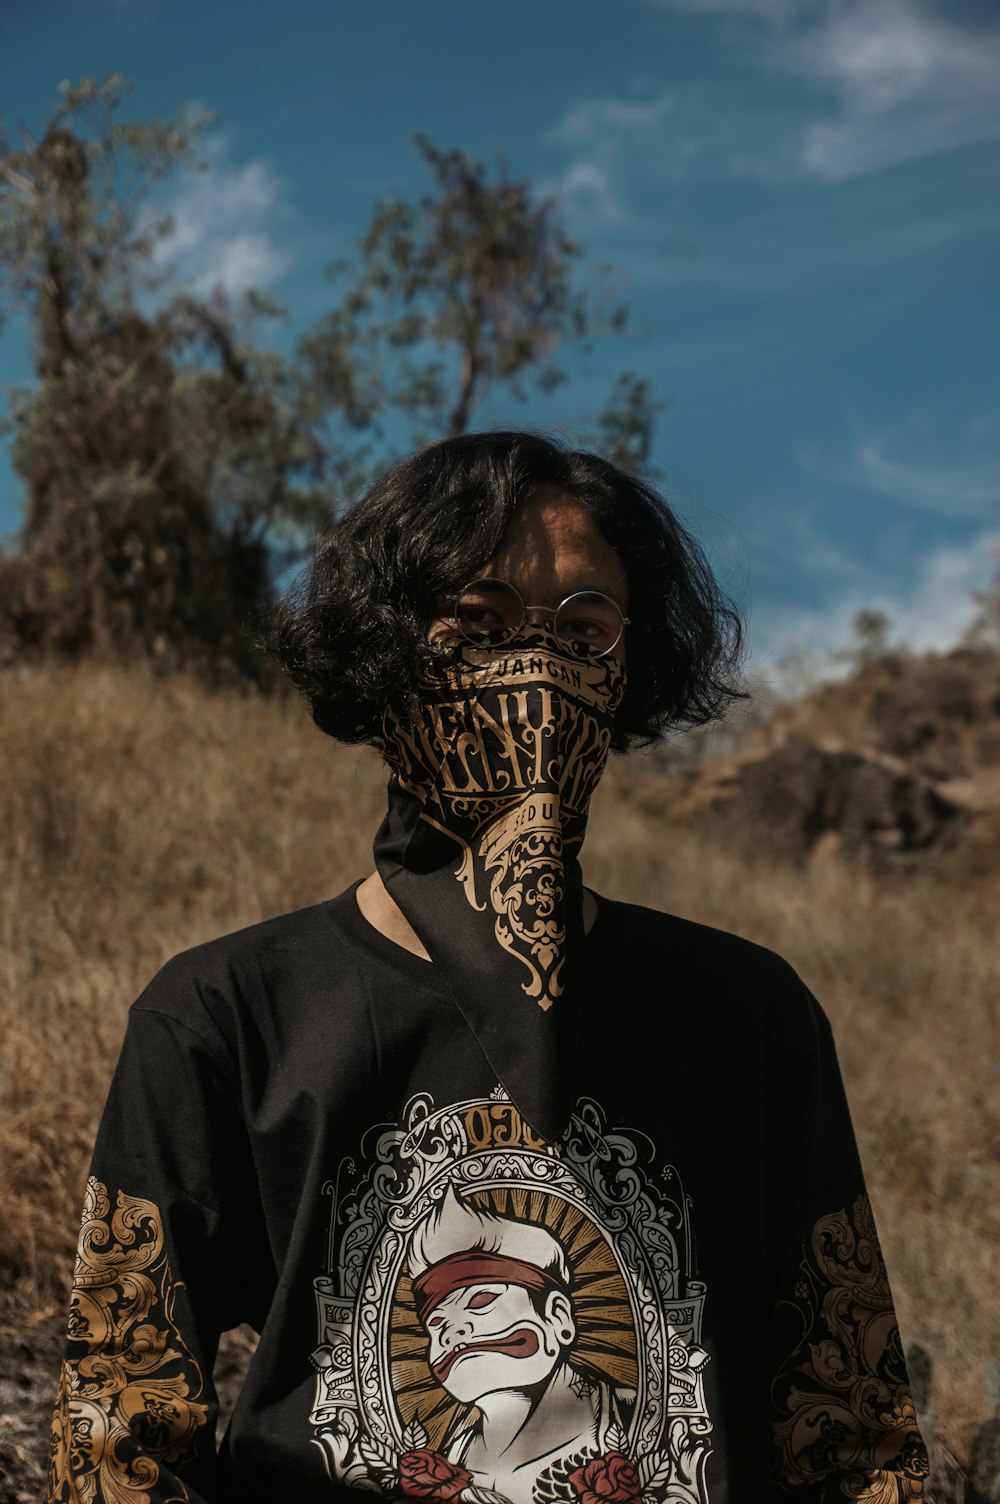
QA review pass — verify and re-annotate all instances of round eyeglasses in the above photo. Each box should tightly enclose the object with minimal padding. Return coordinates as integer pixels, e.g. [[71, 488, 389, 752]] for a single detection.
[[439, 577, 629, 658]]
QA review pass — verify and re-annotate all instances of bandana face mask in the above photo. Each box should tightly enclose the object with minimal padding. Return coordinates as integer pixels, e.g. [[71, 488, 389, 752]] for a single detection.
[[374, 625, 627, 1141]]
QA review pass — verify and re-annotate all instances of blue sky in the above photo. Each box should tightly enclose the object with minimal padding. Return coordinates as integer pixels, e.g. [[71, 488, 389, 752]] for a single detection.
[[2, 0, 999, 677]]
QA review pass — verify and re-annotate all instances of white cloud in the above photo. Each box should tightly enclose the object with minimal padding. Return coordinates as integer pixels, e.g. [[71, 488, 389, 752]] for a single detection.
[[547, 83, 740, 182], [543, 92, 677, 222], [747, 437, 1000, 667], [750, 528, 1000, 667], [773, 0, 1000, 180], [151, 137, 293, 296], [552, 2, 1000, 191], [543, 82, 768, 235], [802, 438, 1000, 522], [541, 158, 626, 224], [548, 91, 675, 147]]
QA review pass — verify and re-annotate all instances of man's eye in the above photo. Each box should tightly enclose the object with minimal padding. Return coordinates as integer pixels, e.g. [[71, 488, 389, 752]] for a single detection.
[[466, 1290, 499, 1310], [457, 607, 504, 630], [562, 618, 602, 639]]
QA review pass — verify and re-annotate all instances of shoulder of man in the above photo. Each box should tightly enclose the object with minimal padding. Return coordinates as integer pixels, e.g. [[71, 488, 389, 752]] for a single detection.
[[128, 891, 354, 1058], [593, 894, 826, 1041]]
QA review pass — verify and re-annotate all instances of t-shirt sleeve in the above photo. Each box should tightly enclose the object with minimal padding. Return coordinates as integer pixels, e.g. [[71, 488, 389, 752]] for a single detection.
[[765, 973, 929, 1502], [48, 978, 272, 1504]]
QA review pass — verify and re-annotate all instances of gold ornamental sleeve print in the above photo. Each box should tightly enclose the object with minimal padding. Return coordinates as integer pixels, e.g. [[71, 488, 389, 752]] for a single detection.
[[771, 1195, 928, 1502], [49, 1177, 209, 1503]]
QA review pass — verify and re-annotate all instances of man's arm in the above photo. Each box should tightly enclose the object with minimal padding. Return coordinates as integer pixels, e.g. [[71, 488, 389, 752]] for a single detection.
[[766, 978, 928, 1502], [49, 991, 270, 1504]]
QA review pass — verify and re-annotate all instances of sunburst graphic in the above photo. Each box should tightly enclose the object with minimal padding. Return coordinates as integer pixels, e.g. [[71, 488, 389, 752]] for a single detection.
[[388, 1186, 638, 1453]]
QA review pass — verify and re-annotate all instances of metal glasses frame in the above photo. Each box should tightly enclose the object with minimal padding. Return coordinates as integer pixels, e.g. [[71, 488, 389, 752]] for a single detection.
[[446, 576, 630, 658]]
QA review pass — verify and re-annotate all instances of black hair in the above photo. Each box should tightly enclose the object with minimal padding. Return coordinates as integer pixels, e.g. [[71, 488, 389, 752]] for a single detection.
[[263, 431, 745, 753]]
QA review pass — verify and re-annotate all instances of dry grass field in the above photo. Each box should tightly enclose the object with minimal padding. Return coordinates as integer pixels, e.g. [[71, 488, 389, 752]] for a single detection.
[[1, 662, 997, 1494]]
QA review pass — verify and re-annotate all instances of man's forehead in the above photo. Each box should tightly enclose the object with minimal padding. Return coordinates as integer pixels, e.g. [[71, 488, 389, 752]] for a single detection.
[[486, 490, 628, 608]]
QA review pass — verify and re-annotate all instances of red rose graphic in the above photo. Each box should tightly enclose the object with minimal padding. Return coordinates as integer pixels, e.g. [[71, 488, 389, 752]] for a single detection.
[[399, 1448, 474, 1501], [569, 1451, 642, 1504]]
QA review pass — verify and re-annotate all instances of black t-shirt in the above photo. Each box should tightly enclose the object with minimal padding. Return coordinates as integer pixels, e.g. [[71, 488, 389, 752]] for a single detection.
[[49, 885, 927, 1504]]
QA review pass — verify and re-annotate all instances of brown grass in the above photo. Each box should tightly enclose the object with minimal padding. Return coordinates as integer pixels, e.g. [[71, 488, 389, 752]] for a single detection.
[[2, 665, 996, 1468]]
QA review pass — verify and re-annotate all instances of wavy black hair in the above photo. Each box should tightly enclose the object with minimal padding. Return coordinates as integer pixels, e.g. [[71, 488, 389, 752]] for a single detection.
[[263, 431, 745, 753]]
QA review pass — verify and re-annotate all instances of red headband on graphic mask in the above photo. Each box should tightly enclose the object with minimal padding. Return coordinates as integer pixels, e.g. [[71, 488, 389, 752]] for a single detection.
[[412, 1250, 567, 1326]]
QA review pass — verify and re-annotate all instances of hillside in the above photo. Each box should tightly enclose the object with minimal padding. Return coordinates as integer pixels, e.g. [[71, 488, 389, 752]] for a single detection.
[[619, 646, 1000, 877], [1, 657, 997, 1500]]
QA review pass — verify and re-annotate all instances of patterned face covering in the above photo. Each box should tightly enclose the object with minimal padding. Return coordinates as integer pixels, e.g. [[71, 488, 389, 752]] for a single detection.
[[374, 625, 627, 1142]]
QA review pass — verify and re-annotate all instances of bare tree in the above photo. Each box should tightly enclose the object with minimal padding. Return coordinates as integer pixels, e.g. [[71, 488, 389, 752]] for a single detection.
[[297, 135, 660, 464]]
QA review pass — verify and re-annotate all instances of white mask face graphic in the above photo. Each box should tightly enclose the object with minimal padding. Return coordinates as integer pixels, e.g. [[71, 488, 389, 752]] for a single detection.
[[423, 1282, 576, 1403]]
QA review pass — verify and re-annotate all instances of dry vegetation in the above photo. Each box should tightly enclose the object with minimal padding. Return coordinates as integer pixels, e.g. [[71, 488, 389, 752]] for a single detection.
[[1, 662, 997, 1493]]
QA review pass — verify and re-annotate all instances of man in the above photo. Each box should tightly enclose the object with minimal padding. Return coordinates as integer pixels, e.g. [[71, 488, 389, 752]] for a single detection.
[[50, 432, 927, 1503]]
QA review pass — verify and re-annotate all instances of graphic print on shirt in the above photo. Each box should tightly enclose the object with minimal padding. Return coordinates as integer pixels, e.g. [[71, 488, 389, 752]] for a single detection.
[[771, 1194, 928, 1503], [49, 1176, 209, 1504], [308, 1090, 712, 1504]]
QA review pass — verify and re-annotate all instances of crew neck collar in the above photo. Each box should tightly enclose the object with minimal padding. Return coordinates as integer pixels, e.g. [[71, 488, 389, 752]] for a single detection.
[[324, 879, 609, 994], [324, 881, 451, 995]]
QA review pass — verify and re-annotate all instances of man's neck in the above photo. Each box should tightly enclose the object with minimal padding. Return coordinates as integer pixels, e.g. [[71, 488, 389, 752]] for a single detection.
[[355, 872, 598, 960]]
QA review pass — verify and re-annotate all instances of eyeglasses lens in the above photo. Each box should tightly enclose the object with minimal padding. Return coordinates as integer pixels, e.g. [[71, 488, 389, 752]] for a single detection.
[[453, 581, 523, 644], [453, 581, 623, 657], [553, 592, 624, 655]]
